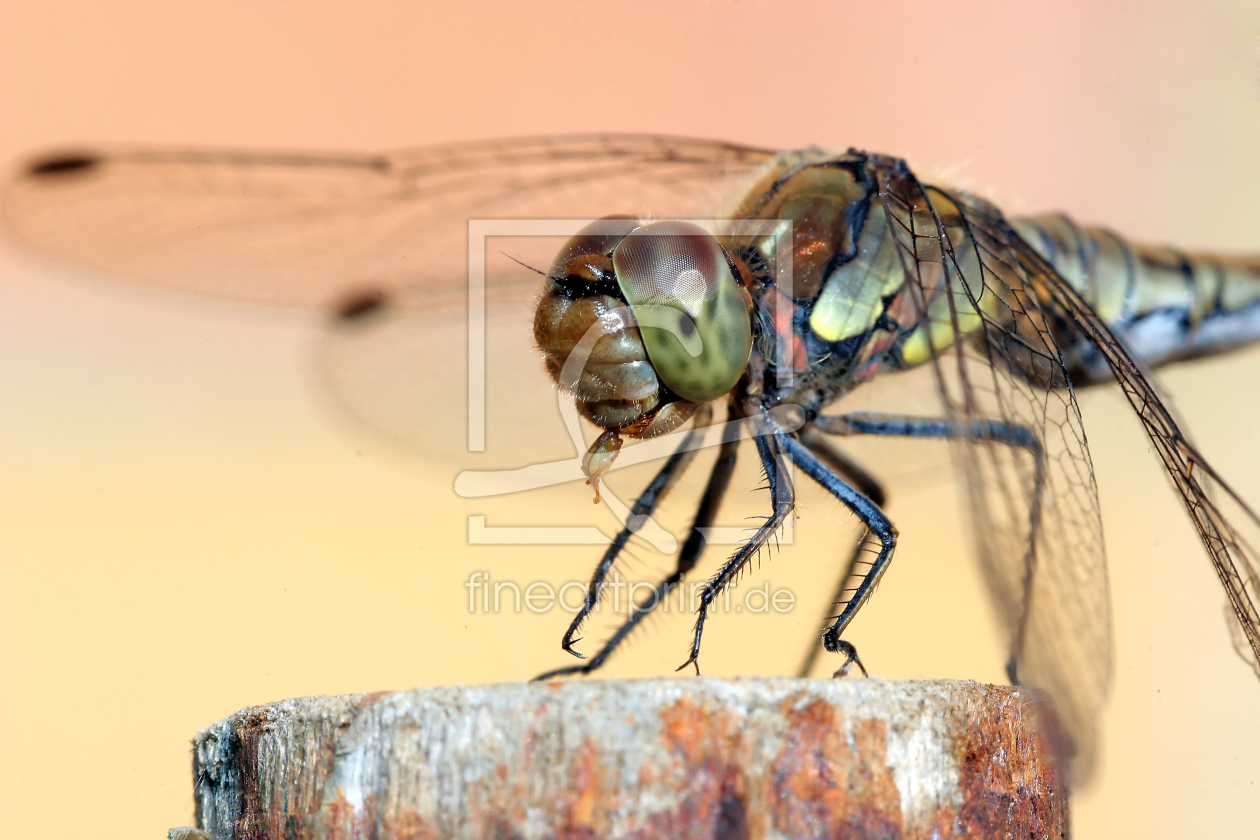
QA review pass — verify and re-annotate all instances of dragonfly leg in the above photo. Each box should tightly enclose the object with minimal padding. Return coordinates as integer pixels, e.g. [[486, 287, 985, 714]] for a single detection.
[[677, 425, 794, 675], [533, 422, 741, 680], [556, 419, 708, 660], [535, 580, 675, 680], [798, 424, 887, 507], [813, 413, 1039, 453], [811, 412, 1044, 684], [795, 530, 880, 678], [779, 432, 897, 677], [795, 426, 886, 678]]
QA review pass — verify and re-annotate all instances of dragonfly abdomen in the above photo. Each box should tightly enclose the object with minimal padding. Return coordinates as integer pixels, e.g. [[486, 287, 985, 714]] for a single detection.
[[1014, 213, 1260, 382]]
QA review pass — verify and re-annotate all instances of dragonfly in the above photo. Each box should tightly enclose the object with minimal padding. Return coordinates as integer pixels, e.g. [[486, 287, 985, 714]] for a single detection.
[[4, 135, 1259, 784]]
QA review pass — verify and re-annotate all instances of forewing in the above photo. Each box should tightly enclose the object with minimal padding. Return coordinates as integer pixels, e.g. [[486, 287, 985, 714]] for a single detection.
[[3, 134, 775, 308], [877, 158, 1112, 783]]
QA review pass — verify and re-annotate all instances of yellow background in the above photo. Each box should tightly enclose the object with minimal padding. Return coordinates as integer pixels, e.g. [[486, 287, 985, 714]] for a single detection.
[[1, 1, 1258, 837]]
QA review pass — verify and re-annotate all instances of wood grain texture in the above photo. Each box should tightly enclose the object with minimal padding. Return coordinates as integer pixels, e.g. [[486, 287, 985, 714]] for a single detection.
[[192, 678, 1069, 839]]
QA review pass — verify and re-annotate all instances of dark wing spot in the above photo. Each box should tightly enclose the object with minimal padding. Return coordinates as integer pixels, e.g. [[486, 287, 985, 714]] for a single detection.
[[26, 154, 101, 177], [334, 289, 390, 323], [679, 315, 696, 338]]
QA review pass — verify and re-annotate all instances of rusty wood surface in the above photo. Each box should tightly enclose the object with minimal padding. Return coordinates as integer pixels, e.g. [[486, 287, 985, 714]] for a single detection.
[[192, 678, 1068, 840]]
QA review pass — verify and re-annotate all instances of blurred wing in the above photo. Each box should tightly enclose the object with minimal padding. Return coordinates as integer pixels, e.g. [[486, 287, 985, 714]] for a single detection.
[[1000, 208, 1260, 680], [877, 158, 1112, 783], [3, 135, 777, 471], [3, 134, 776, 308]]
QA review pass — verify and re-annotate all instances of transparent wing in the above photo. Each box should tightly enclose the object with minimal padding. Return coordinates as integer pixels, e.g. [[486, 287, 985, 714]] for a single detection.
[[1000, 208, 1260, 678], [3, 135, 777, 471], [3, 134, 775, 308], [877, 158, 1112, 783]]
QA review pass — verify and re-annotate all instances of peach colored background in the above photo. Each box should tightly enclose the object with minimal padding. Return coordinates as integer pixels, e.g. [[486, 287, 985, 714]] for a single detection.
[[1, 1, 1259, 838]]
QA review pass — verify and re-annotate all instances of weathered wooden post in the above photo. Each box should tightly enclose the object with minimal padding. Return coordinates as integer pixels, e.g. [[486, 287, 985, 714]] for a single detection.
[[173, 678, 1069, 839]]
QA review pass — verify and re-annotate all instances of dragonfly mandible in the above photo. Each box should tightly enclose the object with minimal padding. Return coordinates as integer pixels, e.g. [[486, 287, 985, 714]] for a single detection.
[[4, 135, 1259, 783]]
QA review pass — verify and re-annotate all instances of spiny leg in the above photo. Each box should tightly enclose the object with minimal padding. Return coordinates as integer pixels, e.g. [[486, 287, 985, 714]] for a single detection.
[[678, 425, 794, 674], [557, 418, 708, 659], [795, 425, 887, 678], [810, 412, 1044, 683], [534, 418, 742, 680], [779, 431, 897, 677], [795, 530, 879, 678]]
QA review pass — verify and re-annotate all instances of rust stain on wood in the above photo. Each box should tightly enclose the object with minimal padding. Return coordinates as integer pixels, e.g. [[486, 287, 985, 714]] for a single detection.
[[767, 696, 905, 839], [559, 738, 603, 833], [954, 691, 1069, 840], [635, 698, 752, 839], [192, 679, 1070, 839]]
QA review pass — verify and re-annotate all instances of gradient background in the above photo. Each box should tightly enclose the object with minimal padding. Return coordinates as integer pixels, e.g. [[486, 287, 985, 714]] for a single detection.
[[2, 1, 1259, 838]]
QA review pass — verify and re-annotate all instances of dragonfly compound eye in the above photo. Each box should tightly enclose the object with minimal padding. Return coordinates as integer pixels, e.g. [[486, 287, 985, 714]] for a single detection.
[[611, 221, 752, 403]]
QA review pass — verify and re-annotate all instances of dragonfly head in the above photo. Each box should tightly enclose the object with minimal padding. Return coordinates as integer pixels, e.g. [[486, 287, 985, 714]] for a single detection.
[[533, 217, 753, 439]]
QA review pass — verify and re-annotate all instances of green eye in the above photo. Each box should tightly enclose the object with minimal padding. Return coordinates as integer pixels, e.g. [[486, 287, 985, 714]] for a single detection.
[[611, 221, 752, 403]]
